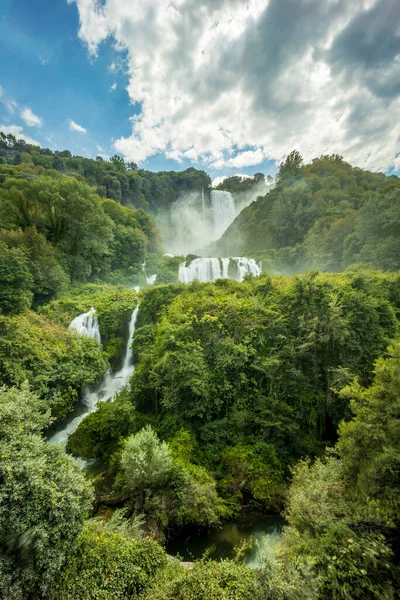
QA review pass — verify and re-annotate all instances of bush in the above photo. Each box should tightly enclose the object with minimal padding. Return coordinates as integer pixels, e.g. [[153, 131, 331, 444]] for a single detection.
[[54, 521, 167, 599]]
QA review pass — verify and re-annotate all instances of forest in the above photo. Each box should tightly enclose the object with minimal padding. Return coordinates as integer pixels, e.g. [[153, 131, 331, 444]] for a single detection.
[[209, 151, 400, 273], [0, 134, 400, 599]]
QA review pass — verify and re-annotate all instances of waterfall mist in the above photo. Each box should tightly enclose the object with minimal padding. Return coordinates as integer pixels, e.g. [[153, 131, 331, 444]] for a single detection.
[[158, 190, 212, 256], [158, 178, 273, 256]]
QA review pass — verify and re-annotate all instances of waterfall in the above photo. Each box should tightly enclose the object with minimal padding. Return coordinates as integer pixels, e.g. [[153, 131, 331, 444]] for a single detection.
[[179, 257, 262, 283], [69, 307, 101, 344], [142, 261, 157, 285], [49, 306, 140, 445], [210, 190, 236, 239]]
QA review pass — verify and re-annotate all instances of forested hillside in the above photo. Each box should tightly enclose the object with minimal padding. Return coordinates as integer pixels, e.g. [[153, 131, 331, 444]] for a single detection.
[[209, 152, 400, 273], [0, 146, 163, 308], [1, 134, 400, 600], [0, 131, 211, 212]]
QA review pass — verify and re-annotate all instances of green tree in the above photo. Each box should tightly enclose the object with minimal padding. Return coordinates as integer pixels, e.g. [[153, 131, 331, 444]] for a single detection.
[[54, 520, 166, 600], [338, 341, 400, 527], [142, 559, 257, 600], [121, 426, 173, 509], [280, 458, 395, 599], [276, 150, 304, 185], [0, 243, 33, 313], [0, 386, 92, 599]]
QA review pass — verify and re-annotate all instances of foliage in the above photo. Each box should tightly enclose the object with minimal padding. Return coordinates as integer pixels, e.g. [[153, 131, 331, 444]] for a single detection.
[[41, 284, 138, 367], [0, 242, 33, 313], [54, 520, 166, 600], [338, 341, 400, 527], [67, 389, 139, 461], [0, 227, 69, 305], [279, 457, 395, 599], [169, 460, 226, 528], [216, 173, 266, 194], [130, 269, 399, 510], [141, 558, 257, 600], [0, 162, 160, 302], [254, 558, 319, 600], [221, 443, 285, 512], [210, 153, 400, 273], [0, 386, 92, 600], [121, 426, 173, 508], [0, 132, 211, 214], [0, 311, 107, 421]]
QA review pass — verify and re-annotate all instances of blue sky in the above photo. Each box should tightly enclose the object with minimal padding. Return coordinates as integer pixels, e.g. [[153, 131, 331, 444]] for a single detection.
[[0, 0, 277, 178], [1, 0, 399, 178], [0, 0, 135, 160]]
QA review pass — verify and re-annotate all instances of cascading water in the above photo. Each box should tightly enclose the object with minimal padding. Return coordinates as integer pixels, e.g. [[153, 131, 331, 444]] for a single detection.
[[142, 261, 157, 285], [48, 306, 140, 445], [69, 307, 101, 344], [210, 190, 236, 239], [179, 257, 262, 283]]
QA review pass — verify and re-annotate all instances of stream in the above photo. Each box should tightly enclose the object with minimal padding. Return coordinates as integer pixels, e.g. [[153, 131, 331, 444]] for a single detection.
[[166, 514, 284, 567]]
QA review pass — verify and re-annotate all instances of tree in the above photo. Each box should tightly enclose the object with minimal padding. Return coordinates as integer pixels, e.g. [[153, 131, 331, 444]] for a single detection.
[[111, 154, 126, 173], [276, 150, 304, 185], [121, 426, 172, 509], [0, 386, 92, 599], [142, 559, 257, 600], [338, 341, 400, 527], [280, 457, 395, 599], [0, 243, 33, 313], [54, 520, 166, 600], [0, 227, 69, 304]]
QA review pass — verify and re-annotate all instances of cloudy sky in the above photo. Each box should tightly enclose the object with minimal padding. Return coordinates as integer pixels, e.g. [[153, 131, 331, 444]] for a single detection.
[[0, 0, 399, 176]]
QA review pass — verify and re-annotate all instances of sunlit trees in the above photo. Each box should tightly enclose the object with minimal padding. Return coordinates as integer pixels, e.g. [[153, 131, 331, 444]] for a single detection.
[[280, 458, 395, 599], [121, 426, 173, 509], [0, 386, 92, 599], [54, 520, 166, 600]]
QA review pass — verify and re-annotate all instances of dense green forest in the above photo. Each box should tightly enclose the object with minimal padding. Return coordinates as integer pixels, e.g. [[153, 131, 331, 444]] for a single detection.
[[0, 131, 211, 213], [1, 135, 400, 599], [209, 151, 400, 273]]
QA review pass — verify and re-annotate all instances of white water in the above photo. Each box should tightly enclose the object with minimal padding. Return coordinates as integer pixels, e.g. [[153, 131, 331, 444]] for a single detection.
[[142, 261, 157, 285], [210, 190, 236, 240], [179, 257, 262, 283], [49, 306, 140, 445], [69, 307, 101, 344]]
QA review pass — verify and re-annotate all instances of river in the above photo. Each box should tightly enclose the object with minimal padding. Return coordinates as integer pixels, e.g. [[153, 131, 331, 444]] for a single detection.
[[166, 514, 284, 567]]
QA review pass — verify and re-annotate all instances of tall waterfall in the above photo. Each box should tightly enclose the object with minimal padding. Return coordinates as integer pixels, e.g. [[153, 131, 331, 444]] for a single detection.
[[210, 190, 236, 239], [69, 307, 101, 344], [179, 257, 262, 283], [49, 306, 140, 445]]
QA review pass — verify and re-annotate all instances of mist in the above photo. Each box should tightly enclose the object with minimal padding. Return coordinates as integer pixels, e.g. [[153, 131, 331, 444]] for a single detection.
[[157, 177, 274, 257]]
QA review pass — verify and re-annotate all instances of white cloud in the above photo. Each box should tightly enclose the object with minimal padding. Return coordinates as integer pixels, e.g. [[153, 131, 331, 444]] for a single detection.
[[6, 100, 18, 114], [109, 82, 117, 92], [210, 149, 266, 170], [0, 86, 3, 98], [0, 124, 39, 145], [21, 107, 43, 128], [69, 119, 87, 133], [71, 0, 400, 171]]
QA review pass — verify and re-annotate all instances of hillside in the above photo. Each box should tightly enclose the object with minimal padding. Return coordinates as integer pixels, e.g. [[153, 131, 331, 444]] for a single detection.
[[0, 131, 211, 213], [208, 152, 400, 273]]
